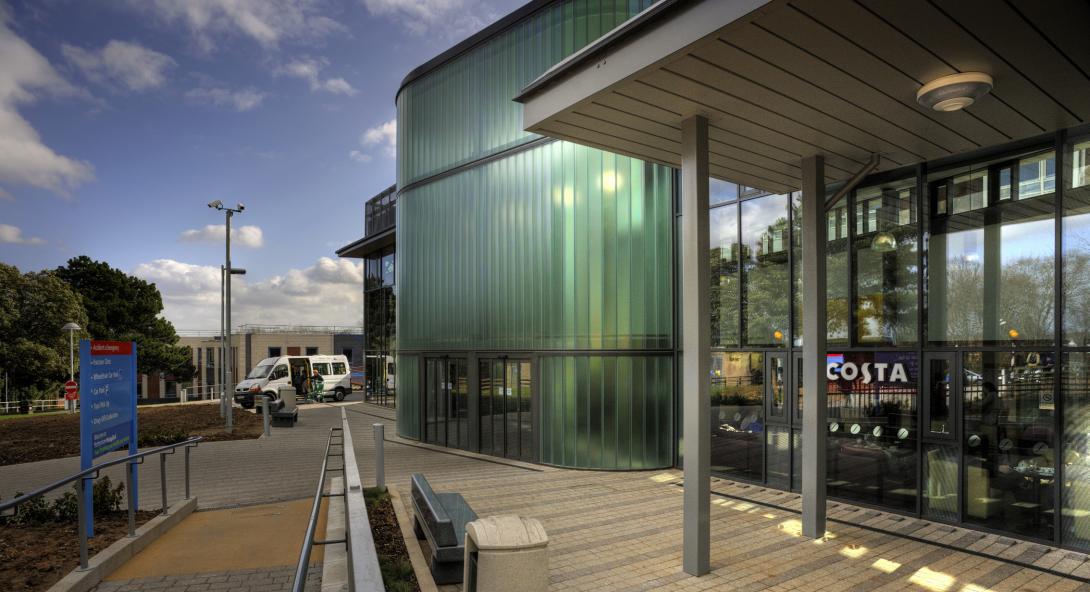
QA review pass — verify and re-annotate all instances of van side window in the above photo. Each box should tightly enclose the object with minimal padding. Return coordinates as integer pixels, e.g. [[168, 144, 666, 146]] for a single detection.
[[271, 365, 289, 380], [332, 362, 347, 375], [313, 363, 332, 376]]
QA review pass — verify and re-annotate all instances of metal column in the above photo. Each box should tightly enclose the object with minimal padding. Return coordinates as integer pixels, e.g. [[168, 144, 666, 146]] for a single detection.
[[801, 155, 828, 540], [681, 115, 710, 576]]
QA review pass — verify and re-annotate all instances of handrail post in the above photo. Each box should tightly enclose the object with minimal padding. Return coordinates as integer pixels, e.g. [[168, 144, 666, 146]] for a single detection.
[[160, 453, 169, 515], [126, 461, 137, 537], [76, 478, 89, 570], [185, 446, 192, 500]]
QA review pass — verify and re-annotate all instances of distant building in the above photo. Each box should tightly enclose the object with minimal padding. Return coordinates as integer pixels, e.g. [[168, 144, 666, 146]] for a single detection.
[[172, 324, 364, 401]]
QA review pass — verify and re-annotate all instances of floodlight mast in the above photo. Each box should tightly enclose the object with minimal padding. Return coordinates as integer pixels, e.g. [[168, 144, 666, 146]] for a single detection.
[[207, 200, 245, 433]]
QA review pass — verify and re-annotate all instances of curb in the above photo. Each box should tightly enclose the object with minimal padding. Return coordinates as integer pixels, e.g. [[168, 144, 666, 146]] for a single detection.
[[388, 484, 439, 592], [46, 496, 198, 592]]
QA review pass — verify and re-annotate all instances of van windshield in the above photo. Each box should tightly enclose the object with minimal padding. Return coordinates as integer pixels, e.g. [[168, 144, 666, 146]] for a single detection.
[[247, 364, 273, 380]]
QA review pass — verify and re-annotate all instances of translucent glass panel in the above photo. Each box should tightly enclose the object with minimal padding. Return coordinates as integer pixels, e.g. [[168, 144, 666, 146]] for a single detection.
[[962, 351, 1055, 540], [853, 179, 918, 345], [398, 141, 674, 351], [397, 0, 656, 186], [710, 352, 764, 481], [710, 204, 740, 347], [1063, 352, 1090, 551], [539, 355, 672, 469], [826, 352, 917, 511], [1064, 137, 1090, 345], [396, 355, 420, 439], [922, 444, 959, 522]]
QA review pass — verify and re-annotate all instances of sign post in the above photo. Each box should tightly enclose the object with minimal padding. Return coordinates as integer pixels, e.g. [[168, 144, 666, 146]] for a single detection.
[[79, 340, 138, 537]]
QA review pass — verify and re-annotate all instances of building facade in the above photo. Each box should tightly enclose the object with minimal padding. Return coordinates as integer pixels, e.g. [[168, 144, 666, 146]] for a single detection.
[[366, 0, 1090, 552]]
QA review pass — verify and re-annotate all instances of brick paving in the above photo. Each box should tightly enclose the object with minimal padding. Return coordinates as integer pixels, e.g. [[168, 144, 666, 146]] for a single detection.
[[94, 565, 321, 592], [7, 401, 1090, 591]]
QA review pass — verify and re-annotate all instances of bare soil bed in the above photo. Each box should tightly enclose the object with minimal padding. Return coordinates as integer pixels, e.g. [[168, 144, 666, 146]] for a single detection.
[[365, 488, 420, 592], [0, 510, 157, 592], [0, 404, 263, 466]]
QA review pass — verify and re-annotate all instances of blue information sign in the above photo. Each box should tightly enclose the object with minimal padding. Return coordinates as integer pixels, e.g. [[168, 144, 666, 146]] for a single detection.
[[79, 339, 138, 536]]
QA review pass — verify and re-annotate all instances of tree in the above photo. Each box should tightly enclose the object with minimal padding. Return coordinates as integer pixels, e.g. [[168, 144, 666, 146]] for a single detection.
[[0, 263, 89, 399], [55, 256, 194, 380]]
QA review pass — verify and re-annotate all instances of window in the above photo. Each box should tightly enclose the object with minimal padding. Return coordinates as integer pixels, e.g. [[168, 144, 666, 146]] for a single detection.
[[710, 352, 764, 481], [313, 363, 332, 376], [332, 362, 347, 375], [306, 347, 319, 356], [742, 194, 789, 347], [1064, 137, 1090, 345], [710, 178, 738, 206], [268, 347, 282, 358], [853, 178, 917, 346], [710, 203, 740, 347], [382, 251, 395, 286], [271, 365, 289, 380], [342, 348, 353, 362]]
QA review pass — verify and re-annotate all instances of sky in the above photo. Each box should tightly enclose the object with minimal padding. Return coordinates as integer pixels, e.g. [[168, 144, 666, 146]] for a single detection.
[[0, 0, 523, 331]]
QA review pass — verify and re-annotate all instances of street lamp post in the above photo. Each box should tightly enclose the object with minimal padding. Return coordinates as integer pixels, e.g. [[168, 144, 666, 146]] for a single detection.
[[208, 200, 245, 434], [63, 322, 81, 412]]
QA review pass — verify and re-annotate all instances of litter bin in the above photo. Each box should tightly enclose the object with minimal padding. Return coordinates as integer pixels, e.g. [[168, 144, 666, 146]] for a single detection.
[[463, 515, 548, 592]]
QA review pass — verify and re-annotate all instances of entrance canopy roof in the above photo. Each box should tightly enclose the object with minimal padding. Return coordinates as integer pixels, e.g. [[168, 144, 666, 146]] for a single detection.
[[516, 0, 1090, 193]]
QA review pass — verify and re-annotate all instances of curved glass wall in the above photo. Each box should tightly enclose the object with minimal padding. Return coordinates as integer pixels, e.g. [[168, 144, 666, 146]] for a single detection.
[[396, 0, 657, 187], [398, 141, 673, 351]]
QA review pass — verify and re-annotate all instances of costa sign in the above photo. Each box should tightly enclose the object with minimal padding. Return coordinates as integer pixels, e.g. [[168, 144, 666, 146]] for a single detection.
[[826, 360, 910, 384]]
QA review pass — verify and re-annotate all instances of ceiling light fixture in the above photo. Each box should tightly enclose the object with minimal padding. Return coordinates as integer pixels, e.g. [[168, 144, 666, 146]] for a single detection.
[[916, 72, 993, 112]]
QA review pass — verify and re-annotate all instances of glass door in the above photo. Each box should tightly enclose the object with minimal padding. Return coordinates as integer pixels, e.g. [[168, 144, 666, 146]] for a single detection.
[[922, 353, 959, 522], [479, 359, 532, 462], [424, 358, 469, 450]]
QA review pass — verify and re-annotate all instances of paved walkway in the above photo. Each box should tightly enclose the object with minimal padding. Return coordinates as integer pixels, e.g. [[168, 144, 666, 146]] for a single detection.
[[6, 401, 1090, 591]]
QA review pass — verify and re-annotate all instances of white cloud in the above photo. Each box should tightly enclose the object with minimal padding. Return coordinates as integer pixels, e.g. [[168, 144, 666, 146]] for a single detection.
[[359, 118, 396, 160], [62, 40, 175, 92], [133, 257, 363, 329], [348, 149, 371, 163], [277, 57, 357, 95], [185, 86, 265, 111], [0, 223, 44, 245], [361, 0, 500, 38], [131, 0, 347, 52], [0, 9, 94, 196], [179, 224, 265, 248]]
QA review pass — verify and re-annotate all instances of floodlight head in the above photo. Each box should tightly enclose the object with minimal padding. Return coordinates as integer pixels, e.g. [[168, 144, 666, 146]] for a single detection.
[[236, 202, 245, 212], [208, 199, 223, 209]]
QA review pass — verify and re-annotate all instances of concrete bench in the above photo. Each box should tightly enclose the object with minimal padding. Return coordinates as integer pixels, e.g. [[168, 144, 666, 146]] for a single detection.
[[411, 473, 477, 584]]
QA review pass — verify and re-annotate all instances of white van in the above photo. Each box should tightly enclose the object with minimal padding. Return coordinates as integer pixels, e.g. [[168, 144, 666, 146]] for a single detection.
[[234, 354, 352, 408]]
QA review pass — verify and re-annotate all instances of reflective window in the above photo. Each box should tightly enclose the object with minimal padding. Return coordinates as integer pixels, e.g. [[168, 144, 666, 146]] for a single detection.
[[923, 443, 959, 522], [710, 178, 738, 206], [928, 155, 1056, 346], [742, 194, 789, 347], [382, 251, 395, 287], [710, 352, 764, 481], [1063, 352, 1090, 550], [827, 197, 850, 345], [826, 352, 917, 511], [1064, 138, 1090, 345], [854, 179, 918, 345], [710, 204, 740, 347], [963, 351, 1055, 540]]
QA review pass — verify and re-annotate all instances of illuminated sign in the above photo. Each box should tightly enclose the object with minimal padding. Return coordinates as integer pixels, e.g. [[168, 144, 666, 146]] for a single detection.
[[826, 360, 910, 384]]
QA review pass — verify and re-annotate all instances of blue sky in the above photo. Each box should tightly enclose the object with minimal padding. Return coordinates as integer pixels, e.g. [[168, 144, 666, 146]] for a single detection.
[[0, 0, 522, 330]]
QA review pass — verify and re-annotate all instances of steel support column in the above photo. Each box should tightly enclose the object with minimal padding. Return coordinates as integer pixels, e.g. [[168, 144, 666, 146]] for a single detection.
[[801, 155, 828, 539], [681, 115, 710, 576]]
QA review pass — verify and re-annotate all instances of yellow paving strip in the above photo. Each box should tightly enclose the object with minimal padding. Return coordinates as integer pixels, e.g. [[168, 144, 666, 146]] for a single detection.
[[105, 497, 327, 580]]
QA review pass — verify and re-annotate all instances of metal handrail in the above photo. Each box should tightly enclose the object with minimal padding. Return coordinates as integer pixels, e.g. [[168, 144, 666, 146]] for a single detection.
[[294, 427, 344, 592], [0, 436, 202, 570]]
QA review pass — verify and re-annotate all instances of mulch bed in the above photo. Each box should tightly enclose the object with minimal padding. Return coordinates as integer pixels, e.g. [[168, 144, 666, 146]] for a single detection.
[[0, 405, 264, 466], [365, 488, 420, 592], [0, 510, 157, 592]]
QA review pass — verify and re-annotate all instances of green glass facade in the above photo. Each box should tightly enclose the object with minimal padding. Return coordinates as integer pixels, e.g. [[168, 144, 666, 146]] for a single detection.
[[395, 0, 673, 469]]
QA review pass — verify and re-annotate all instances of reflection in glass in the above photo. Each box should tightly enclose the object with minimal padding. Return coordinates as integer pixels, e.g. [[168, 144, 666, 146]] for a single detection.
[[928, 156, 1055, 346], [767, 425, 791, 489], [926, 357, 952, 436], [742, 194, 789, 346], [710, 178, 738, 206], [770, 356, 785, 418], [711, 204, 740, 347], [710, 352, 764, 481], [923, 444, 959, 522], [962, 351, 1055, 540], [479, 359, 532, 462], [827, 197, 850, 345], [854, 179, 918, 345], [1063, 353, 1090, 550], [827, 352, 918, 511], [1064, 138, 1090, 346]]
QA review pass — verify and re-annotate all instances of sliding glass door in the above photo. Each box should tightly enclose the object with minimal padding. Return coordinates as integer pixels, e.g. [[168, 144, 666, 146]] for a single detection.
[[479, 359, 532, 462]]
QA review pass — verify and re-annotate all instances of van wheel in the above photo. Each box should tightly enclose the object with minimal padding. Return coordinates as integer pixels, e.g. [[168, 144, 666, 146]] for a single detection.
[[334, 388, 346, 402]]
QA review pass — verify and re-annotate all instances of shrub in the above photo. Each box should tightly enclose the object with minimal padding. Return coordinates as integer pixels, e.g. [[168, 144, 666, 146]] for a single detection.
[[138, 429, 188, 447], [93, 476, 126, 513]]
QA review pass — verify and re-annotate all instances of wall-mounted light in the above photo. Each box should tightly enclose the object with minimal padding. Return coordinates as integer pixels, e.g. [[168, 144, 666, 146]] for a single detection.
[[870, 231, 897, 253], [916, 72, 993, 112]]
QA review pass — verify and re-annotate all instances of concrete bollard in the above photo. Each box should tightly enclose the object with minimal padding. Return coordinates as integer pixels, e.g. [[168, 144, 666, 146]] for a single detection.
[[373, 423, 385, 489], [262, 396, 271, 437]]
